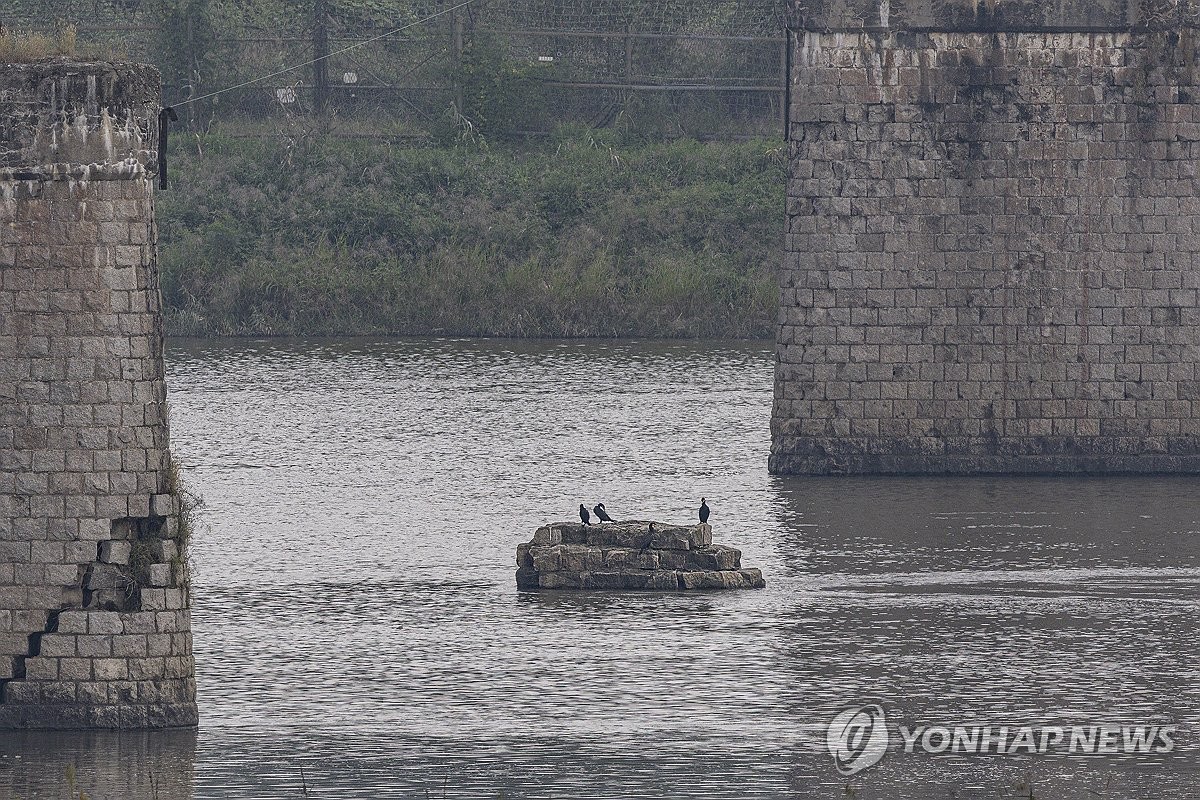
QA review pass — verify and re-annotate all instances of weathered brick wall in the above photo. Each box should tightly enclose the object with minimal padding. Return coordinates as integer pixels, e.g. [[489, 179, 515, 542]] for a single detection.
[[773, 3, 1200, 474], [0, 62, 196, 727], [792, 0, 1187, 32]]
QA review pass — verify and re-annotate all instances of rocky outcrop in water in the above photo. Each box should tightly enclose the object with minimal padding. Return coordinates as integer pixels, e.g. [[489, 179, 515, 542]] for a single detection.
[[516, 522, 765, 591]]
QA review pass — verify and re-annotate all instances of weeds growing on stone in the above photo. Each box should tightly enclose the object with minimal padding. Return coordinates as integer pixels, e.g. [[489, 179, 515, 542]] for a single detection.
[[164, 455, 203, 587], [0, 25, 77, 62]]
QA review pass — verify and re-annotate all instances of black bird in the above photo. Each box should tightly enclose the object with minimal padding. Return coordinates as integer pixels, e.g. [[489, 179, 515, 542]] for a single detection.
[[698, 498, 710, 524], [579, 504, 591, 525], [642, 522, 656, 552], [593, 503, 614, 523]]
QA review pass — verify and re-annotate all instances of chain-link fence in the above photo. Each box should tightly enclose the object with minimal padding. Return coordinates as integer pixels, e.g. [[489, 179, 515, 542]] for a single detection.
[[5, 0, 786, 140]]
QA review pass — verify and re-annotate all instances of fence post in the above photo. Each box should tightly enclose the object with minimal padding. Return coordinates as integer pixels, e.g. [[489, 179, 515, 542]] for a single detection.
[[313, 0, 330, 112], [452, 5, 466, 115], [781, 29, 791, 141], [622, 23, 633, 118], [624, 24, 633, 85], [185, 11, 196, 131]]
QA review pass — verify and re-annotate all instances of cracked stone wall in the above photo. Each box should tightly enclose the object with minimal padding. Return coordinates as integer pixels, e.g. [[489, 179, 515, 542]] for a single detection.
[[773, 2, 1200, 474], [0, 61, 196, 727]]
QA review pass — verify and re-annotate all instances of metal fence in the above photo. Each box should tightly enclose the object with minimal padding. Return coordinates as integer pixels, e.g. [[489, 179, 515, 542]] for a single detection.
[[6, 0, 786, 140]]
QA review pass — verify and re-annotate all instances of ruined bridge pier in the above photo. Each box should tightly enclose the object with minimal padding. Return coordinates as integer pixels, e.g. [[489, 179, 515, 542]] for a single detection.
[[0, 61, 196, 727], [773, 0, 1200, 474]]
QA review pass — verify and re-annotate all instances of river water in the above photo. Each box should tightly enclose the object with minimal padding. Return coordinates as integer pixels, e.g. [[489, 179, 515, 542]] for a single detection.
[[2, 337, 1198, 799]]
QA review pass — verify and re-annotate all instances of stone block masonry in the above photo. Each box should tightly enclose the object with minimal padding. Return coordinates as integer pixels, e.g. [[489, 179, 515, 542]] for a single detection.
[[0, 61, 196, 727], [516, 522, 766, 591], [773, 0, 1200, 474]]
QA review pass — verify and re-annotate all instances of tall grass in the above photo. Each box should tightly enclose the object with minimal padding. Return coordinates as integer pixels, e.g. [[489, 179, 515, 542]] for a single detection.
[[0, 24, 127, 62], [0, 25, 77, 61], [158, 129, 786, 339]]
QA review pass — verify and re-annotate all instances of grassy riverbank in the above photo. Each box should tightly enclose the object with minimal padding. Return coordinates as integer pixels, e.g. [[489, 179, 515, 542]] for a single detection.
[[158, 129, 785, 339]]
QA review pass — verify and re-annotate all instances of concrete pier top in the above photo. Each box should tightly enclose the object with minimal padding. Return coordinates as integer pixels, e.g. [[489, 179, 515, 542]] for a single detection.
[[0, 60, 160, 176], [791, 0, 1199, 32]]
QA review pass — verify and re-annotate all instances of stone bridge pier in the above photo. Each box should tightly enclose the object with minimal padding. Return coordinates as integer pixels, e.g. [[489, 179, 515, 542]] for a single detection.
[[0, 61, 196, 727], [773, 0, 1200, 474]]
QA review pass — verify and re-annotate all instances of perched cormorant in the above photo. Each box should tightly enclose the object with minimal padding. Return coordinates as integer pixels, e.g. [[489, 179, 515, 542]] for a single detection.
[[698, 498, 710, 524], [641, 522, 656, 552], [593, 503, 614, 523], [579, 504, 591, 525]]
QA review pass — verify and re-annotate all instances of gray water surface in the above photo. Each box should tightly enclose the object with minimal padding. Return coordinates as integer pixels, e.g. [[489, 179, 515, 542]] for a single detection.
[[2, 337, 1197, 799]]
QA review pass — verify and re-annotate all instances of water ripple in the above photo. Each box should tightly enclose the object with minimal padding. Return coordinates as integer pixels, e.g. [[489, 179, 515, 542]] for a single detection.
[[3, 337, 1197, 799]]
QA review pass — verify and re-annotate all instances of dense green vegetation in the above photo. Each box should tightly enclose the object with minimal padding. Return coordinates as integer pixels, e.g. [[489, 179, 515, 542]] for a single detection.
[[158, 129, 786, 339]]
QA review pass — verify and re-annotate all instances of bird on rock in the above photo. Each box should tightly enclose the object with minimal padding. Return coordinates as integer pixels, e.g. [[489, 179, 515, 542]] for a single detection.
[[593, 503, 614, 523], [699, 498, 710, 524], [642, 522, 656, 552], [579, 504, 591, 525]]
